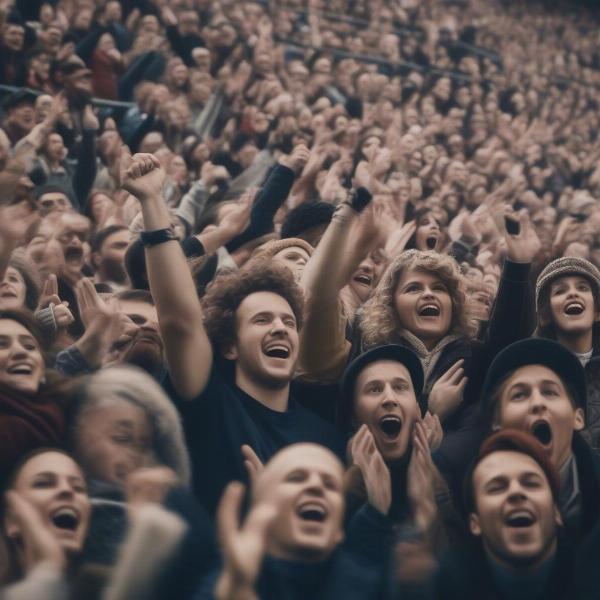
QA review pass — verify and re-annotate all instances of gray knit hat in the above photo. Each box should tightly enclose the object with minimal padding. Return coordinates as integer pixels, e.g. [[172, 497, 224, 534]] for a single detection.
[[535, 257, 600, 311]]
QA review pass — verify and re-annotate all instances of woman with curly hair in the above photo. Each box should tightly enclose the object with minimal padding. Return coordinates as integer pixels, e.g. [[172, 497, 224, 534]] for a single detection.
[[300, 200, 541, 485]]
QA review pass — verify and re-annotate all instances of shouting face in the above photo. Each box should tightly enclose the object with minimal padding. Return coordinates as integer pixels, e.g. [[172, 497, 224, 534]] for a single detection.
[[353, 360, 419, 462], [470, 450, 560, 569], [254, 444, 344, 562]]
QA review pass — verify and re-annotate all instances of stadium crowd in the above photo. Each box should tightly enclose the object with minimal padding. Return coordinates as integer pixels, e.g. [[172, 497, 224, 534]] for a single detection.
[[1, 0, 600, 597]]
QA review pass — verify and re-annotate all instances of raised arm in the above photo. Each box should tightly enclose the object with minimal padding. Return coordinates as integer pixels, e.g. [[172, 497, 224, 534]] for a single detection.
[[298, 162, 378, 380], [119, 147, 212, 400]]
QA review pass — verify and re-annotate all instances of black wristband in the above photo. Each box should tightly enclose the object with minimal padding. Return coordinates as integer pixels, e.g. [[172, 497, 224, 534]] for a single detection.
[[349, 187, 372, 213], [140, 228, 178, 247]]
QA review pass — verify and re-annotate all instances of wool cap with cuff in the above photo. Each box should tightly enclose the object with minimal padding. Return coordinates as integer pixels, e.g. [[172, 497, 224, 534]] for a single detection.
[[481, 338, 587, 422], [251, 237, 314, 261], [535, 256, 600, 311], [339, 344, 425, 432]]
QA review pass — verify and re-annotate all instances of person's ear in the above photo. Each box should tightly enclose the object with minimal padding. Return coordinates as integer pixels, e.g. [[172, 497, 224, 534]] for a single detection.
[[573, 407, 585, 432], [3, 510, 19, 541], [469, 512, 481, 537], [539, 313, 550, 327], [223, 342, 238, 361], [91, 252, 101, 269], [554, 504, 563, 528]]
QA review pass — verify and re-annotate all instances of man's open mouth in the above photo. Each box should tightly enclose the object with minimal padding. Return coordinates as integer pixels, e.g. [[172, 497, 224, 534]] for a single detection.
[[564, 301, 584, 316], [296, 501, 328, 523], [418, 304, 440, 317], [505, 509, 536, 528], [353, 273, 372, 287], [378, 415, 403, 439], [426, 236, 437, 250], [531, 421, 553, 446], [51, 507, 80, 531], [263, 344, 290, 359], [65, 247, 83, 262]]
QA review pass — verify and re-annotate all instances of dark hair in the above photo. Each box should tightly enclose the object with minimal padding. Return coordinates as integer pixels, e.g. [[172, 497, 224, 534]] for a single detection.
[[202, 262, 304, 353], [463, 429, 560, 516], [0, 309, 48, 355], [90, 225, 128, 254], [114, 289, 155, 305]]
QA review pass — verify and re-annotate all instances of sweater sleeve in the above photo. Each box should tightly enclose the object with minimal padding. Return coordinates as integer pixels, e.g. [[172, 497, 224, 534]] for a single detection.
[[2, 563, 68, 600], [72, 129, 97, 213], [225, 163, 295, 252]]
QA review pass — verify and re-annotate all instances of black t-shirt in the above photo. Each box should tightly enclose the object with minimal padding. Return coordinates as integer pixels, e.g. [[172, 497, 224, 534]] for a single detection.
[[164, 365, 345, 515]]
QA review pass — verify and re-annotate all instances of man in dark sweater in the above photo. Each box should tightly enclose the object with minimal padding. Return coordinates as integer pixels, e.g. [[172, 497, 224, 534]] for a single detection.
[[426, 430, 600, 600], [120, 148, 344, 514], [481, 338, 600, 545], [201, 443, 394, 600]]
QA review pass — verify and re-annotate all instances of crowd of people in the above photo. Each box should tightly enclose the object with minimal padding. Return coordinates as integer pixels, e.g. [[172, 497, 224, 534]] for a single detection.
[[1, 0, 600, 598]]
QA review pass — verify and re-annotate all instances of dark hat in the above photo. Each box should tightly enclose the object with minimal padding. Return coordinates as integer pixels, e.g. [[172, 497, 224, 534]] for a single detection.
[[481, 338, 587, 422], [3, 89, 37, 111], [535, 257, 600, 312], [339, 344, 425, 432]]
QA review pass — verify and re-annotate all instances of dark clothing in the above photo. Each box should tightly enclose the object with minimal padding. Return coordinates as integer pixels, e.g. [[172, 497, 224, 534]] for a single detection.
[[165, 25, 205, 66], [576, 347, 600, 448], [0, 384, 65, 481], [226, 163, 296, 253], [163, 363, 345, 515], [352, 260, 534, 495], [417, 534, 600, 600], [567, 433, 600, 544], [194, 503, 394, 600]]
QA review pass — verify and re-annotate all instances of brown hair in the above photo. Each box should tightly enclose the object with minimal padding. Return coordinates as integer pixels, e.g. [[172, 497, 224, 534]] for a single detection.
[[360, 250, 478, 349], [201, 261, 304, 353], [463, 429, 560, 516]]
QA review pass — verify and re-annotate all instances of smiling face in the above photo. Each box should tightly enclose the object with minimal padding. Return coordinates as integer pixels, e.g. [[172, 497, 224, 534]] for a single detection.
[[470, 451, 560, 569], [254, 444, 344, 562], [350, 249, 386, 303], [272, 246, 310, 282], [353, 360, 419, 462], [415, 213, 441, 252], [0, 267, 27, 310], [74, 399, 155, 485], [6, 451, 90, 557], [0, 319, 44, 394], [393, 269, 453, 349], [225, 291, 299, 390], [546, 275, 598, 338], [494, 365, 584, 470]]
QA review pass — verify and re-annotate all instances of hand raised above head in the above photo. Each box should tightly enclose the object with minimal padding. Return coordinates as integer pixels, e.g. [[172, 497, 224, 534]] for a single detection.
[[119, 146, 166, 201]]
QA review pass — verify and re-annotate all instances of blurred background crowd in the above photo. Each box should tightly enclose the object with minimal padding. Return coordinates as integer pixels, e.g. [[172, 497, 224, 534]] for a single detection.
[[1, 0, 600, 598]]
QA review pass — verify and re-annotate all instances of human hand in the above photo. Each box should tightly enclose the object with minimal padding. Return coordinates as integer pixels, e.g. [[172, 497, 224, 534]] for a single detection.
[[350, 425, 392, 515], [82, 104, 100, 131], [241, 444, 264, 489], [503, 208, 541, 264], [37, 274, 74, 328], [421, 412, 443, 452], [385, 220, 416, 258], [428, 359, 467, 421], [119, 146, 166, 201], [219, 188, 256, 237], [279, 144, 310, 174], [215, 482, 277, 600], [5, 491, 66, 573], [407, 422, 437, 534], [126, 466, 179, 516]]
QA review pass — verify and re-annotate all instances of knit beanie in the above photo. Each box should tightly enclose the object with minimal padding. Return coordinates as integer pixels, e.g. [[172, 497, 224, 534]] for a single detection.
[[252, 238, 314, 261], [535, 257, 600, 311]]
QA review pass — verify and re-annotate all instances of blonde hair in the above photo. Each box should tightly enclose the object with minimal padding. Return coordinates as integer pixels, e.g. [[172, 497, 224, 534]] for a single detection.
[[360, 250, 478, 348]]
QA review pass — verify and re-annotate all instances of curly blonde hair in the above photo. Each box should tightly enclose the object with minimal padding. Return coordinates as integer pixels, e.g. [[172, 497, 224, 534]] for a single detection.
[[360, 250, 478, 348]]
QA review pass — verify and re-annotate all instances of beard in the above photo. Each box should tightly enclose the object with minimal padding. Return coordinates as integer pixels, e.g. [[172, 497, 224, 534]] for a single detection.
[[120, 330, 163, 375], [102, 257, 129, 284]]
